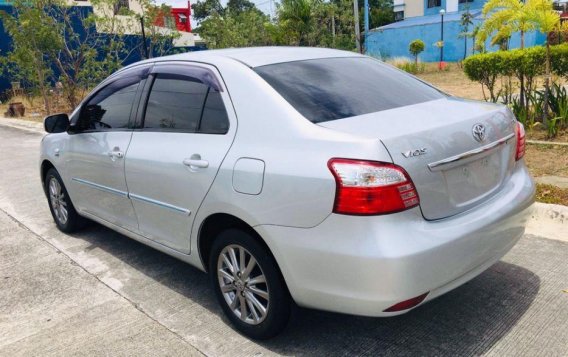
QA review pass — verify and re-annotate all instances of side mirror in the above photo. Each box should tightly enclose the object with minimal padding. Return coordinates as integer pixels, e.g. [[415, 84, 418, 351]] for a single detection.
[[44, 113, 69, 133]]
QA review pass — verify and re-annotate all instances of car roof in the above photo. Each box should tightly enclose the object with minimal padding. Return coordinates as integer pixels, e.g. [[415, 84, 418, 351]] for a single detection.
[[129, 46, 365, 69]]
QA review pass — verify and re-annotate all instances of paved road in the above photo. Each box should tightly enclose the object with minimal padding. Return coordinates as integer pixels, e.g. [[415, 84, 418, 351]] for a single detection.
[[0, 124, 567, 356]]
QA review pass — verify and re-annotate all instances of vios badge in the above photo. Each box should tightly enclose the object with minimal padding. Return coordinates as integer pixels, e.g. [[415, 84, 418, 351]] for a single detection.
[[402, 148, 427, 158]]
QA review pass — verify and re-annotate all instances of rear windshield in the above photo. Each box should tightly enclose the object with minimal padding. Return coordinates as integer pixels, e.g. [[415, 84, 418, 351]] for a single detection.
[[254, 57, 446, 123]]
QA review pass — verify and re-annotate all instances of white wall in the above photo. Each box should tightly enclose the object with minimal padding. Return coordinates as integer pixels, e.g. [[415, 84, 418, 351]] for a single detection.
[[446, 0, 458, 13]]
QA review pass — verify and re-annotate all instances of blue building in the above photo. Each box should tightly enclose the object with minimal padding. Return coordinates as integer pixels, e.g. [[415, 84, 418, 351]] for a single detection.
[[365, 0, 548, 62]]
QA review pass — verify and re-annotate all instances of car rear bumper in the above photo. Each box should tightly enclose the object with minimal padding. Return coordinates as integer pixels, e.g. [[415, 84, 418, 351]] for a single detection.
[[255, 163, 535, 317]]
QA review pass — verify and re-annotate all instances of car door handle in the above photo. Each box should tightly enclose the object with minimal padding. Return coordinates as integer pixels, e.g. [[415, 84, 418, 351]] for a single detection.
[[108, 151, 124, 159], [183, 158, 209, 169]]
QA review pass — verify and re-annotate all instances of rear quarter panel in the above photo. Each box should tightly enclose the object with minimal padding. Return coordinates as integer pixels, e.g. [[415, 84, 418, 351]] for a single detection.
[[191, 58, 394, 232]]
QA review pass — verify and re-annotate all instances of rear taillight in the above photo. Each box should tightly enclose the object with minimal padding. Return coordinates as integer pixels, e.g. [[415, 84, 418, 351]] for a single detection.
[[515, 122, 526, 161], [327, 158, 419, 215]]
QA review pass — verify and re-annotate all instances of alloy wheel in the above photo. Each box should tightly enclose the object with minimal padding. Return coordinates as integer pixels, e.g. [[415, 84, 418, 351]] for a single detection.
[[49, 177, 68, 225], [217, 244, 270, 325]]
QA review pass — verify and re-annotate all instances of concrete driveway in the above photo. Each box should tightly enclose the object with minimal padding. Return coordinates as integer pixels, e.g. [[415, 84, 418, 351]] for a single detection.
[[0, 124, 567, 356]]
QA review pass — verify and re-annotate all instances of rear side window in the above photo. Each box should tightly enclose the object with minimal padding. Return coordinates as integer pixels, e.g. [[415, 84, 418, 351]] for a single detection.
[[200, 90, 230, 134], [254, 57, 445, 123], [143, 73, 229, 134], [144, 74, 208, 131]]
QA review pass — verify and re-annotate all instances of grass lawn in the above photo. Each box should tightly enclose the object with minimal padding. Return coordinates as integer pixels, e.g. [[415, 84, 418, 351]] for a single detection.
[[536, 184, 568, 205], [526, 143, 568, 205], [414, 62, 568, 102]]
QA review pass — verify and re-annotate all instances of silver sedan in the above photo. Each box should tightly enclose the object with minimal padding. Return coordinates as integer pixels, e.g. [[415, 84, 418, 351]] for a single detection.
[[40, 47, 535, 339]]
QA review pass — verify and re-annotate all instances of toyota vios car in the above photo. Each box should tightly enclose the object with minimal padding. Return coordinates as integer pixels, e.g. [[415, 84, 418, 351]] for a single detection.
[[40, 47, 535, 339]]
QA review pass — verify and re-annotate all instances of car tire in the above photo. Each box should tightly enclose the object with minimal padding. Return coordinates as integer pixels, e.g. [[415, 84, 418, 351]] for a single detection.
[[45, 168, 86, 233], [209, 229, 291, 340]]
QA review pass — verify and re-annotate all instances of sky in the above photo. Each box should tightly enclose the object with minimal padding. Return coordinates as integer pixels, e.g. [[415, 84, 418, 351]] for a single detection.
[[154, 0, 276, 27]]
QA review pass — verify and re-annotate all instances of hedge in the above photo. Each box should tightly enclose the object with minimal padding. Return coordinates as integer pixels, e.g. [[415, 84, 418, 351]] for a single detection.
[[462, 44, 568, 102]]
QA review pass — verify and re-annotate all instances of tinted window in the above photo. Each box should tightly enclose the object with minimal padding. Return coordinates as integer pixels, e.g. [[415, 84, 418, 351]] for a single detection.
[[254, 57, 446, 123], [79, 77, 139, 131], [143, 73, 229, 134], [199, 90, 229, 134], [144, 74, 208, 131]]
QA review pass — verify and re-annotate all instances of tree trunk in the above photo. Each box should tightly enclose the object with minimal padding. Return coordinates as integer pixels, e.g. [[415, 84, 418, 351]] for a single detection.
[[543, 38, 551, 126], [331, 12, 336, 47], [35, 63, 50, 115], [520, 30, 525, 110], [464, 36, 467, 60]]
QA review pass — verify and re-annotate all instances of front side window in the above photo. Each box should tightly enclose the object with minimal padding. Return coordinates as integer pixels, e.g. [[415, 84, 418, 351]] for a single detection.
[[254, 57, 445, 124], [77, 77, 140, 131], [143, 73, 229, 133]]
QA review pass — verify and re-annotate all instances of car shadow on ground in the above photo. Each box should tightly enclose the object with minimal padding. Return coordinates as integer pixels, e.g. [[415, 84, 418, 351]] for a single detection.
[[71, 222, 540, 356]]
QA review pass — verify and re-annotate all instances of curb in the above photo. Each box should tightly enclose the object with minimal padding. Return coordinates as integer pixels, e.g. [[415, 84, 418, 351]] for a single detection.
[[0, 117, 44, 135], [527, 140, 568, 147], [526, 202, 568, 242]]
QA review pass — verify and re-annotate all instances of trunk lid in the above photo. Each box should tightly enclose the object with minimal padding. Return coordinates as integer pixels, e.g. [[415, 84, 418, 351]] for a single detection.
[[318, 98, 517, 220]]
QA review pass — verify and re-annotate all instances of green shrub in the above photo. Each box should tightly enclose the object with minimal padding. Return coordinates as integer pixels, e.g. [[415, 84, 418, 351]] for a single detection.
[[463, 45, 568, 137], [408, 39, 425, 65], [463, 45, 567, 91], [551, 43, 568, 79], [463, 51, 505, 102]]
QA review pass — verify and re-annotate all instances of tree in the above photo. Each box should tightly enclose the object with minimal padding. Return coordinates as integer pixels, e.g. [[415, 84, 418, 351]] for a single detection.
[[356, 0, 394, 49], [1, 0, 182, 112], [0, 0, 61, 114], [408, 39, 425, 65], [366, 0, 395, 29], [46, 0, 140, 108], [528, 0, 568, 123], [137, 0, 182, 59], [191, 0, 224, 23], [226, 0, 257, 15], [471, 24, 482, 54], [277, 0, 318, 46], [198, 9, 273, 48], [459, 8, 474, 60], [325, 0, 357, 50], [480, 0, 541, 110]]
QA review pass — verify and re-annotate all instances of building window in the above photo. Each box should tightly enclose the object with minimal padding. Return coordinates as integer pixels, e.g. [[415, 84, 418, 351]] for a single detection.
[[394, 11, 404, 21], [459, 0, 474, 3], [428, 0, 441, 8], [113, 0, 129, 15]]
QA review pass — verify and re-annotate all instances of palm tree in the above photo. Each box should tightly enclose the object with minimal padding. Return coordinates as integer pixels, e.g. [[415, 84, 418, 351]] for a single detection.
[[278, 0, 317, 45], [480, 0, 536, 109], [481, 0, 535, 48], [459, 8, 474, 60], [528, 0, 566, 124]]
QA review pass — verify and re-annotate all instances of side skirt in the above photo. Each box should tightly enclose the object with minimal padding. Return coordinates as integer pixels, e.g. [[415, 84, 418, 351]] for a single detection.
[[78, 210, 206, 272]]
